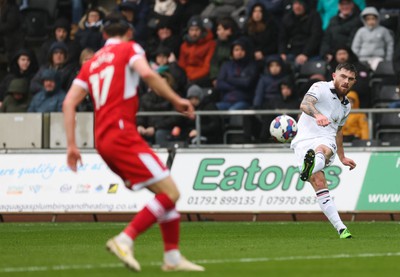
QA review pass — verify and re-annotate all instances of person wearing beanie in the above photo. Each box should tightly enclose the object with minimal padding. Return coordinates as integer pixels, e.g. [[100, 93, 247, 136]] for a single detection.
[[28, 69, 66, 113], [178, 15, 216, 87], [183, 84, 223, 144], [0, 78, 32, 113], [38, 17, 82, 66], [351, 6, 394, 71]]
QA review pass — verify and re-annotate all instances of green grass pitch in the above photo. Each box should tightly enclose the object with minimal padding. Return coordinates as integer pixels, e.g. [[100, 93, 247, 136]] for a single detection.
[[0, 221, 399, 276]]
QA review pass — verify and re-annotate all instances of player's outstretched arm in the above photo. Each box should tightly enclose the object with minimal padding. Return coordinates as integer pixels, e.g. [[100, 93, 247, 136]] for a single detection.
[[63, 84, 87, 172], [336, 127, 356, 170], [300, 95, 331, 126], [132, 58, 195, 119]]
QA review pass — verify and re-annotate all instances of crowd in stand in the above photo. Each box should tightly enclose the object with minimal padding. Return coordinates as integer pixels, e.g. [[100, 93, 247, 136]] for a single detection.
[[0, 0, 400, 145]]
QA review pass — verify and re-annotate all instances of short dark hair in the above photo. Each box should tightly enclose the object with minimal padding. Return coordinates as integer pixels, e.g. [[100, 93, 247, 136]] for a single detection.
[[335, 63, 357, 77], [103, 12, 132, 37]]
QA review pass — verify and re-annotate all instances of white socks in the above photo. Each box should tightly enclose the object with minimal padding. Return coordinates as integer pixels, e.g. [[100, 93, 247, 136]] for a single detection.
[[164, 249, 181, 265], [115, 232, 133, 248], [312, 152, 326, 174], [316, 189, 346, 232]]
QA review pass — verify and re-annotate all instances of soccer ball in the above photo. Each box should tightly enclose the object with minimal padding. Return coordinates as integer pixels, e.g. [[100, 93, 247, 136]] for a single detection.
[[269, 115, 298, 143]]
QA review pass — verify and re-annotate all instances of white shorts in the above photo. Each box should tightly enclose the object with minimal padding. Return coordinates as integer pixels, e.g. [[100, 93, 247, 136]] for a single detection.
[[291, 137, 337, 170]]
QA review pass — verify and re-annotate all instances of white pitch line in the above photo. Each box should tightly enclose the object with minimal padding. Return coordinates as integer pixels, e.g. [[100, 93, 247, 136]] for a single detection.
[[1, 252, 400, 273]]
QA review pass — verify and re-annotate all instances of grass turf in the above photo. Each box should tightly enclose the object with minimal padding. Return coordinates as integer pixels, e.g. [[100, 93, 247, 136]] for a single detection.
[[0, 221, 399, 276]]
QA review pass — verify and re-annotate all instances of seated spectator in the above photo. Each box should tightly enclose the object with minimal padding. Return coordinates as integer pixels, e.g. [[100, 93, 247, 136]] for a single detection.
[[149, 45, 187, 96], [173, 0, 209, 31], [215, 37, 258, 110], [182, 84, 223, 144], [74, 7, 105, 52], [38, 17, 82, 66], [0, 78, 31, 113], [327, 45, 371, 107], [178, 15, 216, 87], [118, 0, 150, 46], [30, 42, 78, 94], [28, 69, 66, 113], [201, 0, 243, 19], [67, 48, 95, 112], [351, 6, 394, 71], [279, 0, 323, 68], [243, 3, 279, 68], [0, 48, 38, 105], [342, 90, 369, 142], [146, 17, 182, 62], [245, 0, 286, 22], [317, 0, 364, 31], [253, 55, 291, 108], [320, 0, 363, 63], [0, 0, 24, 62], [137, 72, 183, 147], [209, 17, 239, 87]]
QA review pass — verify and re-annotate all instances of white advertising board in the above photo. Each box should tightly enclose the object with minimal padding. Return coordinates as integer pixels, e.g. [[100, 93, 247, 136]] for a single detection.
[[171, 151, 369, 212], [0, 152, 168, 213]]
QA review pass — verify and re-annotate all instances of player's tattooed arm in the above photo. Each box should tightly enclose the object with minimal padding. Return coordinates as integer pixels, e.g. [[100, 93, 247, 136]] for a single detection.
[[300, 95, 320, 118]]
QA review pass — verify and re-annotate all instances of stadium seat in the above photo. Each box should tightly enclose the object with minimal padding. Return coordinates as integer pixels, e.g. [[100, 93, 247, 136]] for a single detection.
[[372, 85, 400, 108], [0, 113, 42, 149], [295, 60, 327, 87], [375, 112, 400, 143]]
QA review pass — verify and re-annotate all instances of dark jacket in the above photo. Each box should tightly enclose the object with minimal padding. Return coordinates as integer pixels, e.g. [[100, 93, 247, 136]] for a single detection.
[[319, 10, 362, 58], [0, 78, 31, 113], [0, 1, 24, 61], [279, 7, 323, 57], [216, 37, 259, 104]]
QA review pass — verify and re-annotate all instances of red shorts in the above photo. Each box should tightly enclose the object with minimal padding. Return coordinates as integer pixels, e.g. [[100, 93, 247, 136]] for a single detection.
[[96, 127, 169, 191]]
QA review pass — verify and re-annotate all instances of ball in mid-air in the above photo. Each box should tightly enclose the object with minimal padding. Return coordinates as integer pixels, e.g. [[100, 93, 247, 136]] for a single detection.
[[269, 115, 298, 143]]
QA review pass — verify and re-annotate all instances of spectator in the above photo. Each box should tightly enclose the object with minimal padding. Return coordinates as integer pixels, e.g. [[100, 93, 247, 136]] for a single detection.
[[38, 17, 82, 66], [74, 7, 105, 52], [173, 0, 209, 31], [118, 0, 150, 46], [66, 48, 95, 111], [0, 0, 24, 62], [317, 0, 365, 31], [28, 69, 66, 113], [201, 0, 243, 19], [279, 0, 323, 67], [327, 46, 371, 107], [342, 90, 369, 142], [245, 0, 286, 21], [182, 84, 223, 144], [215, 37, 258, 110], [351, 6, 394, 71], [146, 17, 182, 61], [243, 3, 279, 69], [0, 78, 31, 113], [0, 48, 38, 105], [178, 15, 216, 87], [320, 0, 363, 63], [149, 45, 187, 96], [254, 78, 300, 142], [209, 17, 239, 87], [252, 55, 291, 108], [30, 42, 78, 94]]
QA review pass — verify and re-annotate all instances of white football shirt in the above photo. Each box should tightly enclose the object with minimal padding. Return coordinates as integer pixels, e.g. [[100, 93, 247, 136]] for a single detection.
[[291, 81, 351, 147]]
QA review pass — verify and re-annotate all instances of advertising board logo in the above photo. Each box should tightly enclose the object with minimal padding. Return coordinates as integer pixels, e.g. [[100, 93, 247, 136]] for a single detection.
[[7, 186, 24, 195], [108, 184, 118, 194], [95, 185, 104, 192], [29, 185, 42, 194], [193, 158, 341, 191], [76, 184, 91, 193], [60, 184, 72, 193]]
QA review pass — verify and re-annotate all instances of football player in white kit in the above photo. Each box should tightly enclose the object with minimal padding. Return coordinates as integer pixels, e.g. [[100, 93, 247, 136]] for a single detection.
[[291, 63, 357, 239]]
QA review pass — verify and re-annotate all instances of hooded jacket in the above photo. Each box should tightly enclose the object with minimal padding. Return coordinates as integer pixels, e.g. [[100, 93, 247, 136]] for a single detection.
[[342, 90, 369, 139], [0, 78, 31, 113], [351, 7, 394, 62], [178, 16, 216, 81]]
